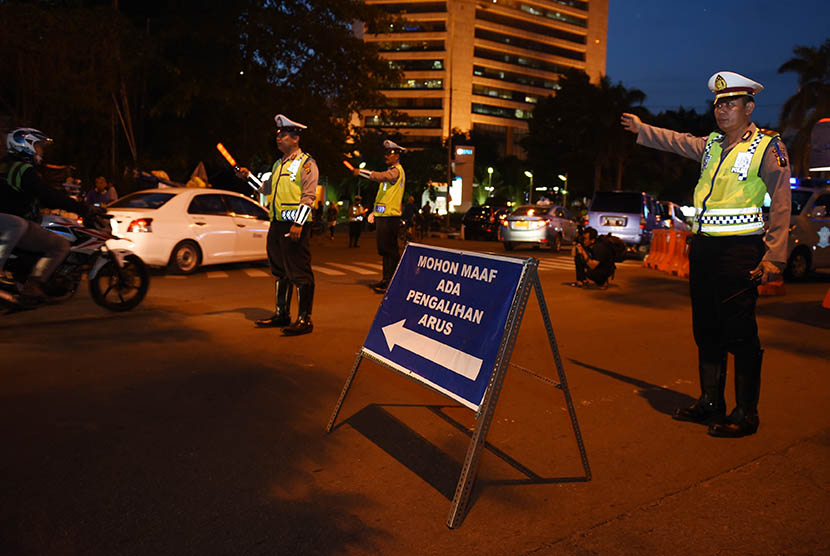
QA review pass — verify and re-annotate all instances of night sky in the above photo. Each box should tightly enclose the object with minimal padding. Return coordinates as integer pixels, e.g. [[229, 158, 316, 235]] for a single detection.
[[606, 0, 829, 128]]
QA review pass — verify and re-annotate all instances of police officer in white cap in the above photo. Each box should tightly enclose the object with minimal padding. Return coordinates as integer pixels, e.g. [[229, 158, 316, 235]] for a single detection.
[[238, 114, 318, 335], [621, 71, 791, 438], [353, 139, 406, 293]]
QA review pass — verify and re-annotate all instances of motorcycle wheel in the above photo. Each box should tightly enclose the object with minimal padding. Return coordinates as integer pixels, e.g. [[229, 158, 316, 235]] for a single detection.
[[89, 254, 150, 312]]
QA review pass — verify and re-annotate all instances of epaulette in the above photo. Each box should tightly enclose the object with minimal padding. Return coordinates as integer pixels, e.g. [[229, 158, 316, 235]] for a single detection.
[[757, 128, 780, 138]]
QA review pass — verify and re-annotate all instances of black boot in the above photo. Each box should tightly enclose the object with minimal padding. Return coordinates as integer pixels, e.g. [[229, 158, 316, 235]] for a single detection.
[[710, 349, 762, 437], [674, 349, 727, 424], [255, 280, 293, 327], [283, 283, 313, 336]]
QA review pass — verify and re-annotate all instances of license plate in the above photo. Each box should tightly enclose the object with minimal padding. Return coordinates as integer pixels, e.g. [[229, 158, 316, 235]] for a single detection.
[[512, 221, 529, 228], [602, 217, 625, 226]]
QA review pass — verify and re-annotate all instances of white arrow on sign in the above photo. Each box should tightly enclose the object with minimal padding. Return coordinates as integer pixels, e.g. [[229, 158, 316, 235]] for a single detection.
[[382, 319, 483, 381]]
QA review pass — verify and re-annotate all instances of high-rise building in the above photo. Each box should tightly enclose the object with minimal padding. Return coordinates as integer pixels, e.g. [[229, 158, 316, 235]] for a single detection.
[[356, 0, 608, 157]]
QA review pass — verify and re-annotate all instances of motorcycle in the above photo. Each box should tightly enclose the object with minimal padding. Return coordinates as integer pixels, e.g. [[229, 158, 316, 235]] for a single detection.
[[1, 213, 150, 313]]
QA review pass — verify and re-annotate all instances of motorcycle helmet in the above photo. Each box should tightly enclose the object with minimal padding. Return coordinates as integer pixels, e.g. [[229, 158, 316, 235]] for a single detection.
[[6, 127, 52, 164]]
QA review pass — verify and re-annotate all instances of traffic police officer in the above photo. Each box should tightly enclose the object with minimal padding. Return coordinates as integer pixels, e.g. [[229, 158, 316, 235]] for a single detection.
[[348, 195, 366, 248], [354, 139, 406, 293], [239, 114, 318, 335], [621, 71, 791, 437]]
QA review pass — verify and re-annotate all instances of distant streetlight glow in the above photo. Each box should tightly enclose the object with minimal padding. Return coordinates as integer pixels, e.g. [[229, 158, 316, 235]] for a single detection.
[[487, 166, 493, 190], [524, 171, 533, 203]]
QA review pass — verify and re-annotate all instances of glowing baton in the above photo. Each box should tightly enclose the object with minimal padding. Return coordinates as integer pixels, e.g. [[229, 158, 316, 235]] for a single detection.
[[216, 142, 263, 190], [342, 160, 355, 171]]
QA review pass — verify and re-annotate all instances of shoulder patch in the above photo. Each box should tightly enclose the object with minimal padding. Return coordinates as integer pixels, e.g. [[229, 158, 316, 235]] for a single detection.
[[303, 161, 312, 173], [772, 140, 788, 168], [757, 128, 780, 138]]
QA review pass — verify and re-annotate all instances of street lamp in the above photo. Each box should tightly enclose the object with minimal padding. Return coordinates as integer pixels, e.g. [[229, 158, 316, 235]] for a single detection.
[[524, 170, 533, 204], [557, 173, 568, 205], [487, 166, 493, 190]]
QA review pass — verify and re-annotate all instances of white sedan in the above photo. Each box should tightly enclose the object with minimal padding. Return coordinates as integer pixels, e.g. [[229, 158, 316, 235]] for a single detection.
[[106, 188, 269, 273]]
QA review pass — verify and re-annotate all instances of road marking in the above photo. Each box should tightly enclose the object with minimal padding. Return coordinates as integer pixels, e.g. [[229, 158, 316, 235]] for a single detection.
[[325, 263, 377, 275], [353, 262, 384, 271], [244, 268, 270, 277], [312, 265, 347, 276], [207, 271, 229, 278], [382, 319, 483, 380]]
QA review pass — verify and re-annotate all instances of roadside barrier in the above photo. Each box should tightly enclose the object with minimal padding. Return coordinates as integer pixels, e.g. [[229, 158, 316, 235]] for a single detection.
[[823, 288, 830, 309], [758, 278, 786, 297], [643, 229, 691, 279], [644, 229, 671, 269], [667, 231, 692, 278]]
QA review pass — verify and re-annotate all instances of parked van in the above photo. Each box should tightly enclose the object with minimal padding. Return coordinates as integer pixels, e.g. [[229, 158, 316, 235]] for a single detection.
[[586, 191, 658, 256], [779, 180, 830, 279]]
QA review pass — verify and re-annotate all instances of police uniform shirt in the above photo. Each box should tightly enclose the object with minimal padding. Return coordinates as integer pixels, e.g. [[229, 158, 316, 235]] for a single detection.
[[261, 150, 319, 218], [635, 122, 791, 264], [368, 166, 401, 186]]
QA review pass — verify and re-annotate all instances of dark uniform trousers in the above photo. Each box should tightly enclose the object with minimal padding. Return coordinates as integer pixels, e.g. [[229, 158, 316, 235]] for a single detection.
[[375, 216, 400, 282], [267, 220, 314, 315], [689, 234, 765, 415]]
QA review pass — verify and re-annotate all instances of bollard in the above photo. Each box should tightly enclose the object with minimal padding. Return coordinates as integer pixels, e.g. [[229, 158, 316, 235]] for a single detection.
[[645, 229, 670, 269], [822, 288, 830, 309]]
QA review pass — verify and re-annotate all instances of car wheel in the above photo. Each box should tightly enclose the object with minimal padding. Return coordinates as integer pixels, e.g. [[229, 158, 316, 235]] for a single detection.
[[785, 248, 810, 281], [550, 233, 562, 252], [169, 240, 201, 274], [503, 241, 514, 251]]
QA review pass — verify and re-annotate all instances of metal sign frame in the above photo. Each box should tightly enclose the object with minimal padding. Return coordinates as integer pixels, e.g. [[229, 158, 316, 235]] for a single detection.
[[326, 255, 590, 529]]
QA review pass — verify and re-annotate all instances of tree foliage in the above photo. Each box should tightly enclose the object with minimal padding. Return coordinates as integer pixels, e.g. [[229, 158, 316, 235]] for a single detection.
[[0, 0, 400, 193], [777, 39, 830, 175]]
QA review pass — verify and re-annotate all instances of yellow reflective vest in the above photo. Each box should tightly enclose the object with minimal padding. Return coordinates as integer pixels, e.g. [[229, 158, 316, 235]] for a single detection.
[[268, 151, 311, 222], [373, 163, 405, 217], [693, 128, 775, 236]]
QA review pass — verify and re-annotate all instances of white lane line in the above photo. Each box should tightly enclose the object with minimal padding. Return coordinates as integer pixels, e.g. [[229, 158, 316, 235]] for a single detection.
[[325, 263, 377, 275], [207, 271, 230, 278], [312, 265, 347, 276], [244, 268, 270, 277], [353, 262, 384, 271]]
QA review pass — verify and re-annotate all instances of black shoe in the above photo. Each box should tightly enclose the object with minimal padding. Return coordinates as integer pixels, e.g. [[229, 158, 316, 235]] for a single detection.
[[255, 313, 291, 328], [282, 315, 313, 336], [708, 410, 759, 438], [673, 400, 725, 424]]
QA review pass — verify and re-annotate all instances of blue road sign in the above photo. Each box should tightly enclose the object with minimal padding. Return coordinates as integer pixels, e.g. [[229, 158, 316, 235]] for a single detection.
[[362, 244, 526, 410]]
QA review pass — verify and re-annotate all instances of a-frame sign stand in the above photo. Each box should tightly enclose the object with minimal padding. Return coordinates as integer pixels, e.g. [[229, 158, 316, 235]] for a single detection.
[[327, 257, 591, 528]]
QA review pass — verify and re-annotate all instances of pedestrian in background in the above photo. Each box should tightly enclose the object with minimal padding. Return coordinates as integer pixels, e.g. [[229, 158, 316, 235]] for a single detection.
[[326, 202, 338, 241], [348, 195, 366, 248], [353, 139, 406, 293], [621, 71, 791, 437], [84, 176, 117, 206], [570, 227, 615, 289], [237, 114, 318, 336]]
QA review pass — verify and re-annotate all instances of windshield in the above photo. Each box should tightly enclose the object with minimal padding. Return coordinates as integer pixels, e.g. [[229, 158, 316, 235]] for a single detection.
[[108, 192, 176, 209], [791, 190, 813, 215], [590, 192, 642, 214]]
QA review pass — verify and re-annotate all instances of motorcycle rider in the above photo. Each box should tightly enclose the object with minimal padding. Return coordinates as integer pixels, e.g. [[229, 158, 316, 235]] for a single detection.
[[0, 127, 100, 305]]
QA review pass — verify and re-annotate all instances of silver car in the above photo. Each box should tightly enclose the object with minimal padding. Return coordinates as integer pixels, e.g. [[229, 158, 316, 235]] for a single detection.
[[498, 204, 579, 252]]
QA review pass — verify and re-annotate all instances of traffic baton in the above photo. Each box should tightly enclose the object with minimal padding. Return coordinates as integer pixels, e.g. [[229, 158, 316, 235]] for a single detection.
[[342, 160, 355, 171], [216, 142, 263, 190], [721, 271, 763, 304]]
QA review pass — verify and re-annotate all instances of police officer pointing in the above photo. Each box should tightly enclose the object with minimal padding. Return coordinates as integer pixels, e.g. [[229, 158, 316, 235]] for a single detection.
[[621, 71, 791, 438], [354, 139, 406, 293], [238, 114, 318, 336]]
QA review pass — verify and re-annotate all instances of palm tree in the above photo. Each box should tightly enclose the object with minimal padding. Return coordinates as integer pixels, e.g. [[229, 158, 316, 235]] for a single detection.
[[777, 40, 830, 175]]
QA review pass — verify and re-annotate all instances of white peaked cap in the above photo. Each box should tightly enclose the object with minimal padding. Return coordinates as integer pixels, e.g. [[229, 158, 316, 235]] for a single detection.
[[274, 114, 307, 130], [708, 71, 764, 103], [383, 139, 406, 153]]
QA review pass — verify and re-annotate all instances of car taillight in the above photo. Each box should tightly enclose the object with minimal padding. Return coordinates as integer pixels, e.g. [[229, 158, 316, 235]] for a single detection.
[[489, 215, 495, 223], [535, 220, 546, 229], [501, 220, 508, 227], [640, 216, 646, 229], [583, 217, 589, 227], [127, 218, 153, 233]]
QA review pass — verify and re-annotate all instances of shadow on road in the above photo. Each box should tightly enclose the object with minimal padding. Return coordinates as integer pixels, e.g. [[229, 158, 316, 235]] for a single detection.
[[568, 358, 695, 417], [757, 300, 830, 330], [589, 274, 690, 309], [345, 403, 590, 504]]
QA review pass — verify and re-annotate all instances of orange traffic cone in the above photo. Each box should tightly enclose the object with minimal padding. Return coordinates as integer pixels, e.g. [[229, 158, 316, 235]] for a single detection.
[[822, 288, 830, 309]]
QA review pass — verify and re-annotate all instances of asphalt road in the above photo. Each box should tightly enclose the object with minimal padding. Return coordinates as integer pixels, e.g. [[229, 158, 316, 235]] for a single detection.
[[2, 230, 828, 555]]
